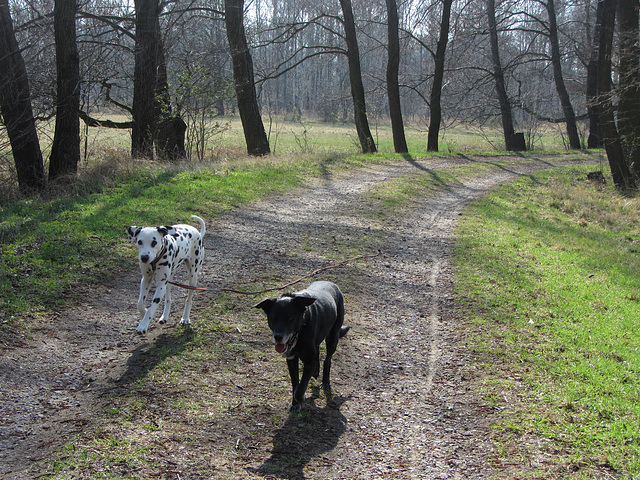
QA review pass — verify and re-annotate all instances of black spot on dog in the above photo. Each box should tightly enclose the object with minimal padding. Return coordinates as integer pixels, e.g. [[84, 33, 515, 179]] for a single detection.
[[153, 298, 161, 304]]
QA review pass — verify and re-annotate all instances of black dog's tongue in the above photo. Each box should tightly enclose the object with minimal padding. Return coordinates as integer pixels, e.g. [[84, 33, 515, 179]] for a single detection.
[[275, 343, 286, 353]]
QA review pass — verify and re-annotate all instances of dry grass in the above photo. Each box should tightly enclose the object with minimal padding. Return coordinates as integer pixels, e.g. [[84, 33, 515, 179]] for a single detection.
[[0, 114, 583, 204]]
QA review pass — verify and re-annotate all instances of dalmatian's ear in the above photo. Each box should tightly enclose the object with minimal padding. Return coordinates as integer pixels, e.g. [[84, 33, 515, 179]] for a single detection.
[[127, 226, 141, 243], [157, 226, 170, 236]]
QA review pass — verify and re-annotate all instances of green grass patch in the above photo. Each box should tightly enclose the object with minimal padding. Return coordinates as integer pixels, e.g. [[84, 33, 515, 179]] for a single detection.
[[49, 433, 155, 479], [456, 165, 640, 477]]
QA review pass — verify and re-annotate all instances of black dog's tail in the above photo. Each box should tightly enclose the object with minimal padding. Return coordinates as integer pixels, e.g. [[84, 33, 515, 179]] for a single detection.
[[339, 326, 350, 338]]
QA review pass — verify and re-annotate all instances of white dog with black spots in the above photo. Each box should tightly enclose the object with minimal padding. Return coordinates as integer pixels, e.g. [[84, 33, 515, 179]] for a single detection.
[[127, 215, 205, 334]]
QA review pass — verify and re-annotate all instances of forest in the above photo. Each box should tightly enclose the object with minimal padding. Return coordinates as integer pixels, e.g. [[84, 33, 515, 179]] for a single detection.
[[0, 0, 639, 193]]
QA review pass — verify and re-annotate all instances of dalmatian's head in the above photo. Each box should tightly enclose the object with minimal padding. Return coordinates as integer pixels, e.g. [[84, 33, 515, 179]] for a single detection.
[[127, 225, 169, 265]]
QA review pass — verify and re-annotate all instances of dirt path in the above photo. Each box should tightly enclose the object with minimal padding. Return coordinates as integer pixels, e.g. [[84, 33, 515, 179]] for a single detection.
[[0, 155, 598, 479]]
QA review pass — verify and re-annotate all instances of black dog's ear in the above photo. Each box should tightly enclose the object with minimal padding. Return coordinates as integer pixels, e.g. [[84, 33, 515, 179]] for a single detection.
[[127, 226, 141, 243], [157, 226, 170, 236], [292, 296, 316, 312], [254, 299, 276, 313]]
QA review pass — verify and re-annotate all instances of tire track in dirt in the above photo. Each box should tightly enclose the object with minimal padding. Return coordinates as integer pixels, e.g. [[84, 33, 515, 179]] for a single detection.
[[0, 154, 598, 479]]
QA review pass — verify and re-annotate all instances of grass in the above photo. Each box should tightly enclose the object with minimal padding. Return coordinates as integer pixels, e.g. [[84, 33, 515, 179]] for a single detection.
[[244, 117, 568, 154], [455, 165, 640, 478], [64, 115, 570, 161]]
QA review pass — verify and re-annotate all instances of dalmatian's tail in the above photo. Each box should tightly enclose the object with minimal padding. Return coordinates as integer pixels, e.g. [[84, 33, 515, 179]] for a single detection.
[[191, 215, 206, 238]]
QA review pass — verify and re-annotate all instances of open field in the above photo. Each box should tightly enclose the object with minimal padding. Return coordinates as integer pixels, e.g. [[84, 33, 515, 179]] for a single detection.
[[2, 150, 639, 479], [22, 115, 574, 163]]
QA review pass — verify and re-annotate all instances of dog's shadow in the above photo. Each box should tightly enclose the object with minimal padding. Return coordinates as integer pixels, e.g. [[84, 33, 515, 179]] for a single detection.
[[115, 328, 195, 384], [250, 394, 349, 480]]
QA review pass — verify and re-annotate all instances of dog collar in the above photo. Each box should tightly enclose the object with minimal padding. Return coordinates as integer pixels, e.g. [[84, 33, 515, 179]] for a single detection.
[[283, 332, 299, 358], [150, 243, 168, 270]]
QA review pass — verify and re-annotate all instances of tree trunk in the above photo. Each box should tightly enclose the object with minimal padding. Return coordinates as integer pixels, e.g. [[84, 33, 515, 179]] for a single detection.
[[154, 14, 170, 121], [153, 21, 184, 161], [131, 0, 161, 158], [385, 0, 407, 154], [547, 0, 581, 150], [586, 0, 604, 148], [427, 0, 452, 152], [339, 0, 377, 154], [597, 0, 635, 189], [487, 0, 516, 150], [49, 0, 80, 181], [224, 0, 270, 156], [617, 0, 640, 174], [0, 0, 45, 193]]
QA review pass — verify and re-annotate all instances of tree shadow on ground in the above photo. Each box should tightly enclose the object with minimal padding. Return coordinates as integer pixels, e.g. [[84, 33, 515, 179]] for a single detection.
[[250, 394, 349, 480], [114, 328, 195, 384]]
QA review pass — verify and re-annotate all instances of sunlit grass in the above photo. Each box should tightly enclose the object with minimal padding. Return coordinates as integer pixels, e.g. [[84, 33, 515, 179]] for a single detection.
[[456, 165, 640, 477]]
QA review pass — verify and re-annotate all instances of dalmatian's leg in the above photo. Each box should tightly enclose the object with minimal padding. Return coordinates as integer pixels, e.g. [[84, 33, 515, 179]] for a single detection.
[[160, 282, 172, 324], [136, 279, 169, 334], [137, 266, 153, 317], [180, 260, 197, 326]]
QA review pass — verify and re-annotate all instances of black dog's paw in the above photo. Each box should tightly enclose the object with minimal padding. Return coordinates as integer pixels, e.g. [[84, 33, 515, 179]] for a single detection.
[[321, 382, 332, 394], [289, 403, 302, 413]]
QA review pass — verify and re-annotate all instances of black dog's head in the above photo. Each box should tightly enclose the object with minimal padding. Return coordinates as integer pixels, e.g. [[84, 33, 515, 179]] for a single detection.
[[254, 293, 316, 355]]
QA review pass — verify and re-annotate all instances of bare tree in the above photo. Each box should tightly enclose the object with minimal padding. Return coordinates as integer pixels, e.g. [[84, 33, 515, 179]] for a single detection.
[[224, 0, 270, 155], [0, 0, 45, 193], [597, 0, 635, 189], [49, 0, 80, 181], [545, 0, 581, 149], [427, 0, 452, 152], [131, 0, 162, 158], [487, 0, 516, 150], [617, 0, 640, 173], [586, 0, 603, 148], [339, 0, 376, 153], [386, 0, 408, 153]]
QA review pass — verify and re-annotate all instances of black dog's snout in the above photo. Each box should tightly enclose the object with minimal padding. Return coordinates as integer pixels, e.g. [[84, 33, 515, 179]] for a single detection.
[[274, 334, 284, 344], [140, 254, 150, 263]]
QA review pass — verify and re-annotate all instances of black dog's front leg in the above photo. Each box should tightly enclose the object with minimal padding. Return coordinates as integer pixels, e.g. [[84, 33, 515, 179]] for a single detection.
[[287, 358, 301, 412], [288, 357, 318, 413]]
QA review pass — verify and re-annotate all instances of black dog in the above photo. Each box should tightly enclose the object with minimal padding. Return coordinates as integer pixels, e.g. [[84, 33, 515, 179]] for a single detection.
[[254, 281, 349, 412]]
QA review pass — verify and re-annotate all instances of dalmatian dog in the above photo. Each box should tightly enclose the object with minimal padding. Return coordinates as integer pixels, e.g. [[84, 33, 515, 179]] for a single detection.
[[127, 215, 205, 334]]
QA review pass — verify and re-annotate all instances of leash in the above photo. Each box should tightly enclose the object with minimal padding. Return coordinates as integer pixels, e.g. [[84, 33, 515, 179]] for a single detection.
[[168, 250, 382, 296]]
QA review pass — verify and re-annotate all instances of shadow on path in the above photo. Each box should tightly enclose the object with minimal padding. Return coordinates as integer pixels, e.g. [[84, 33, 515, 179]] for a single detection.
[[250, 395, 349, 480], [115, 328, 195, 384]]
